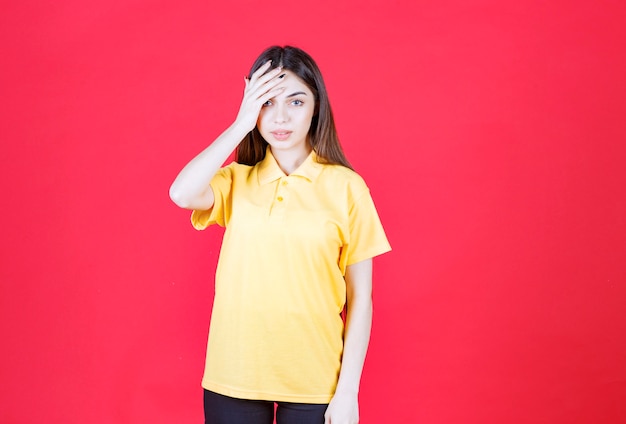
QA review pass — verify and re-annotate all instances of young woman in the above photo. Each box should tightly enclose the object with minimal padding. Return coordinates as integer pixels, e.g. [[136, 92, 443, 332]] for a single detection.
[[170, 46, 391, 424]]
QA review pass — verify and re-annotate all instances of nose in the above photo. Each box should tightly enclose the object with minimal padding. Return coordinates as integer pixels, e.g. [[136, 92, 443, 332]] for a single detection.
[[273, 103, 289, 124]]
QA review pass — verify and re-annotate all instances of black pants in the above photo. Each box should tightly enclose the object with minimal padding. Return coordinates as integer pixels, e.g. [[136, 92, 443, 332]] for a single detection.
[[204, 390, 327, 424]]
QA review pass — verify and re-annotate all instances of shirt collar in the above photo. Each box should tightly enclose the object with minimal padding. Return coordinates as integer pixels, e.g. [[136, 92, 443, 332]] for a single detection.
[[257, 147, 324, 185]]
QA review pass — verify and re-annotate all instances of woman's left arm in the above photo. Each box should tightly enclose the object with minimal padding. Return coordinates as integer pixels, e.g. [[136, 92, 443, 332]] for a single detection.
[[325, 258, 373, 424]]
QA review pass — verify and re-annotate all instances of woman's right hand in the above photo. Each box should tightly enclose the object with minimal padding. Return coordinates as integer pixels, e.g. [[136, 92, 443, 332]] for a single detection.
[[233, 60, 286, 133]]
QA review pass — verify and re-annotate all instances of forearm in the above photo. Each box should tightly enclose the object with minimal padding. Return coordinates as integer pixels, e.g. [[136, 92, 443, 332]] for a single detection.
[[169, 122, 248, 210], [335, 259, 373, 395], [324, 260, 373, 423], [335, 295, 372, 395]]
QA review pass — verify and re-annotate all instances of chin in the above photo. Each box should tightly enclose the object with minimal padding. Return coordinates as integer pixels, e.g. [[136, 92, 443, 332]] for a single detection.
[[268, 140, 302, 151]]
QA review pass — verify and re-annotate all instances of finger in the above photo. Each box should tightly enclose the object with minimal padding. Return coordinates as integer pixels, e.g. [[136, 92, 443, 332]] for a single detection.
[[245, 68, 282, 99], [249, 60, 283, 84], [247, 71, 286, 100], [248, 60, 274, 84], [248, 67, 283, 94], [256, 86, 285, 105]]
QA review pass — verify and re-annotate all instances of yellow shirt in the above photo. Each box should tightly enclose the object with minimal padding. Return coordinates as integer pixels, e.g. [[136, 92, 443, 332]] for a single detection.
[[191, 149, 391, 403]]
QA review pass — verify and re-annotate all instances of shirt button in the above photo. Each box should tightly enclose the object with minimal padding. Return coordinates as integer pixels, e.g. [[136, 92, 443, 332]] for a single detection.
[[282, 180, 288, 186], [277, 196, 284, 202]]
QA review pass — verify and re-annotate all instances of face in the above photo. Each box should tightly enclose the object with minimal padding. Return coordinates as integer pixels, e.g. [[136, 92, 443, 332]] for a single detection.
[[256, 70, 316, 155]]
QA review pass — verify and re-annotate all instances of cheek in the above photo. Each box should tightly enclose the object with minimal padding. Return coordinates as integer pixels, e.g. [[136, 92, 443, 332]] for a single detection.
[[295, 107, 315, 127], [256, 111, 269, 131]]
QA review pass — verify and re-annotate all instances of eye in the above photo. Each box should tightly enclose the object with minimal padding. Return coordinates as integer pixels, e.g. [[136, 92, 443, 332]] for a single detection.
[[291, 99, 304, 106], [262, 100, 273, 107]]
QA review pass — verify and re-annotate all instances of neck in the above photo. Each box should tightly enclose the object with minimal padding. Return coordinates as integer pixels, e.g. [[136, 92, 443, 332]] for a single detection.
[[271, 146, 312, 175]]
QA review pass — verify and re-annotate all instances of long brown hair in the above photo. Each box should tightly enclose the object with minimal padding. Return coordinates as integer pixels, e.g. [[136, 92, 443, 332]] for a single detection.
[[236, 46, 352, 170]]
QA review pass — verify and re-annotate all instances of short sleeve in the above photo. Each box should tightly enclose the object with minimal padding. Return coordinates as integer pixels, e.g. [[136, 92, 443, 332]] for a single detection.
[[339, 189, 391, 272], [190, 164, 234, 230]]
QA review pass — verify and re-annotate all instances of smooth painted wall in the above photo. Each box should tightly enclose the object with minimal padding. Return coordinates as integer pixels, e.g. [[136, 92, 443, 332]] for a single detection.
[[1, 0, 625, 422]]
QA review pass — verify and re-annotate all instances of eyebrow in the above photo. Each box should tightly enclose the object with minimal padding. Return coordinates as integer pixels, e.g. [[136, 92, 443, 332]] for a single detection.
[[286, 91, 308, 98]]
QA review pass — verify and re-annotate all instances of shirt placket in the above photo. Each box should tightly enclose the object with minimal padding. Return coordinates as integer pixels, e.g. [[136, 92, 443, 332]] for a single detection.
[[269, 177, 290, 219]]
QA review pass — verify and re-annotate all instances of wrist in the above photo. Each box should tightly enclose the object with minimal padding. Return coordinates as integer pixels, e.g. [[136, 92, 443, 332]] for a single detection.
[[225, 121, 253, 144], [230, 117, 256, 138], [334, 383, 359, 397]]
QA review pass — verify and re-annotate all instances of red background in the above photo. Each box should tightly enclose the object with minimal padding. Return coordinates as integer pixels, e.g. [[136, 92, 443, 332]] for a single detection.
[[1, 1, 625, 423]]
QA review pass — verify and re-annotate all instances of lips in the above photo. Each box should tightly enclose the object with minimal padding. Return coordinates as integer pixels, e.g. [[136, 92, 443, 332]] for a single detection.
[[270, 130, 292, 141]]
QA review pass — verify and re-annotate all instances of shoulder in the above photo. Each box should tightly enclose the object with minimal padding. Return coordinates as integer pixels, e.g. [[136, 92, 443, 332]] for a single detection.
[[321, 163, 367, 185], [218, 161, 254, 177], [317, 164, 370, 200], [229, 161, 255, 171]]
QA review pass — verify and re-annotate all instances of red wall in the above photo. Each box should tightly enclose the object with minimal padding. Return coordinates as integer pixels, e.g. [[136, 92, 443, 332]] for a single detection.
[[1, 1, 625, 422]]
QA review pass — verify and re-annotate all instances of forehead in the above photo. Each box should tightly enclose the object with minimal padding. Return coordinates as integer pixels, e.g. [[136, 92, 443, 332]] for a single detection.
[[275, 70, 314, 95]]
